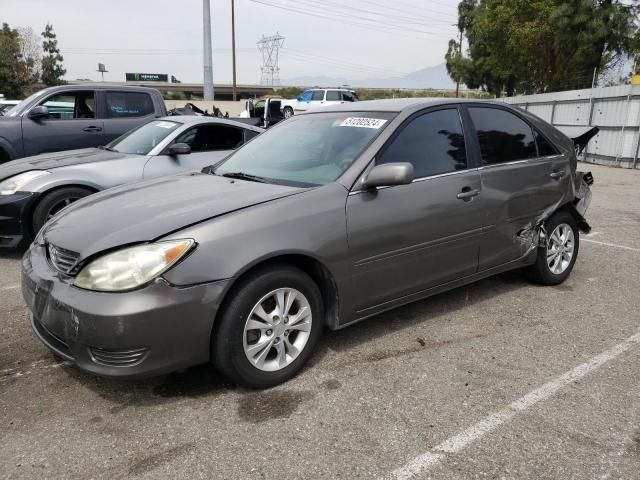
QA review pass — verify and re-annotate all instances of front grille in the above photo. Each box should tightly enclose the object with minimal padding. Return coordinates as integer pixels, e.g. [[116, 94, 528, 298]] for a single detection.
[[47, 243, 80, 275], [88, 347, 150, 367]]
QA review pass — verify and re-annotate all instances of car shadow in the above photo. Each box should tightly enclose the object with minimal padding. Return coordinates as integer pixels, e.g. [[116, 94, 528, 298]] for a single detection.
[[58, 270, 533, 409]]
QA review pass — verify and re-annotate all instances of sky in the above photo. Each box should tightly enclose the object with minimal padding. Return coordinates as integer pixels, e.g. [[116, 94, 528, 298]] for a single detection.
[[0, 0, 461, 85]]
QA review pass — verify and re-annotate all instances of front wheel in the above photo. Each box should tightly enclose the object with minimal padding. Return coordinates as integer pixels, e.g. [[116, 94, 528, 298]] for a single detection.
[[525, 210, 579, 285], [212, 265, 323, 388], [32, 186, 93, 234], [283, 106, 294, 118]]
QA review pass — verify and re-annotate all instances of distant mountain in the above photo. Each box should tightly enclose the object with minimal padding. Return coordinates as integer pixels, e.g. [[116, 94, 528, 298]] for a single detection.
[[281, 62, 457, 90]]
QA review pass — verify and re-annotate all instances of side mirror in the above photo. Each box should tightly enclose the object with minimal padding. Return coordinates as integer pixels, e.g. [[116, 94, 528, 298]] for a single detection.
[[362, 162, 414, 190], [28, 105, 49, 119], [297, 95, 303, 101], [168, 143, 191, 156]]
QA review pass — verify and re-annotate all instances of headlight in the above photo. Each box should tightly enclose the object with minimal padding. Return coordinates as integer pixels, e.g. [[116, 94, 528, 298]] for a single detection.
[[0, 170, 50, 195], [73, 239, 195, 292]]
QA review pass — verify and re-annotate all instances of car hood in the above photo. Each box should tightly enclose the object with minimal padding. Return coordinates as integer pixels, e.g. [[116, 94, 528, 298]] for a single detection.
[[42, 172, 305, 260], [0, 148, 138, 181]]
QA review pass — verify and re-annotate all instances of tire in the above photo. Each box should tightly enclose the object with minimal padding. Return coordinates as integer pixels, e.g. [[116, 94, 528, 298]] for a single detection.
[[0, 148, 10, 165], [212, 265, 323, 389], [283, 106, 294, 119], [32, 187, 93, 234], [525, 210, 579, 285]]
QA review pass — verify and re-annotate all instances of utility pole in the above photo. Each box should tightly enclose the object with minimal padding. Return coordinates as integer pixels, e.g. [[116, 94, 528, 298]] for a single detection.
[[231, 0, 237, 101], [203, 0, 214, 101], [455, 26, 462, 98]]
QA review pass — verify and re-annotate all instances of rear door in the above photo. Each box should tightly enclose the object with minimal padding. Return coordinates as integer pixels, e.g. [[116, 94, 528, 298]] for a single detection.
[[464, 105, 571, 270], [143, 123, 246, 179], [22, 90, 104, 156], [324, 90, 343, 107], [101, 90, 157, 144], [346, 107, 483, 312]]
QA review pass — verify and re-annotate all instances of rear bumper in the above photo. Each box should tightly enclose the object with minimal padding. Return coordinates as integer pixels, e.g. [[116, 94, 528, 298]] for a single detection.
[[0, 191, 38, 248], [22, 242, 229, 379]]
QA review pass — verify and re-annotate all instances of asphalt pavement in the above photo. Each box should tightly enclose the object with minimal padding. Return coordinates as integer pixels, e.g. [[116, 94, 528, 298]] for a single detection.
[[1, 163, 639, 480]]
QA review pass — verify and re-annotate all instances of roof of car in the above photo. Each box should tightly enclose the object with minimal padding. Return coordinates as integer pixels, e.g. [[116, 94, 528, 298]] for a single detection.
[[308, 97, 503, 113], [158, 115, 264, 131], [40, 84, 160, 93]]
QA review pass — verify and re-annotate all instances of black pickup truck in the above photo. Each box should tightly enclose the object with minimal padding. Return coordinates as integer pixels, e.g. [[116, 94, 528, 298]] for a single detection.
[[0, 84, 167, 163]]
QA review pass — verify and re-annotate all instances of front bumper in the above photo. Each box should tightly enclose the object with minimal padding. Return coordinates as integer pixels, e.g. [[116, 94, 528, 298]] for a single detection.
[[21, 243, 229, 379], [0, 191, 39, 248]]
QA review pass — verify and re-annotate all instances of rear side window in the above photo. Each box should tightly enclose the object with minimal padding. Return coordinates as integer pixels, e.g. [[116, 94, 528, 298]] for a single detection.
[[174, 124, 244, 152], [311, 90, 324, 101], [469, 107, 537, 165], [342, 91, 357, 102], [105, 92, 154, 118], [326, 90, 341, 101], [534, 130, 559, 156], [378, 108, 467, 178]]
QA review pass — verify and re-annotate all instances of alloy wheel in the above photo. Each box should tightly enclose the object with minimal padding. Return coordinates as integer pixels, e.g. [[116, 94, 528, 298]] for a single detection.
[[242, 288, 312, 372], [546, 223, 575, 275]]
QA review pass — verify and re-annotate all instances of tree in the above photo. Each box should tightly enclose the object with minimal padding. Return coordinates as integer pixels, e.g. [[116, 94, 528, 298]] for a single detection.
[[446, 0, 639, 96], [41, 22, 65, 86], [17, 26, 42, 80], [0, 23, 38, 98]]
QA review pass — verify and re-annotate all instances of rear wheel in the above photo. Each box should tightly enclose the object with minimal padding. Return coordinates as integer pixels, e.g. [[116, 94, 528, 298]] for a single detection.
[[525, 210, 579, 285], [0, 148, 10, 165], [32, 187, 93, 234], [212, 265, 323, 388], [283, 106, 294, 118]]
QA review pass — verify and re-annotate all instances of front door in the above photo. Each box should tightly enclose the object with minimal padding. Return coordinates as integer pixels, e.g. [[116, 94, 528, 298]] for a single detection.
[[465, 106, 572, 270], [346, 107, 483, 312], [143, 123, 245, 179], [22, 90, 104, 156]]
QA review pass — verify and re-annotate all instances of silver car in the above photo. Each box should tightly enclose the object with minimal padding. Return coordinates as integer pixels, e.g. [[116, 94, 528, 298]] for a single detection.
[[22, 99, 593, 388], [0, 116, 263, 248]]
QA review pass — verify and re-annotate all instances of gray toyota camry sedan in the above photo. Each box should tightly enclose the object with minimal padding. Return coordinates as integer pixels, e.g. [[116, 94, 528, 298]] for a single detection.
[[22, 99, 594, 388]]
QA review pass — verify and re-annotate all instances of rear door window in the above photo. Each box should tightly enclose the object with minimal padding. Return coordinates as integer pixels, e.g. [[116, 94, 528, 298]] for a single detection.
[[105, 92, 154, 118], [326, 90, 341, 101], [378, 108, 467, 178], [468, 107, 537, 164], [41, 91, 95, 119], [534, 130, 559, 156]]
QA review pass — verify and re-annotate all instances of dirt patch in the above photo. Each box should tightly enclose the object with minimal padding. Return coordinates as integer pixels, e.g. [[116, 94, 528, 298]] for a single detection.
[[237, 390, 314, 424], [128, 442, 196, 476], [321, 379, 342, 391], [357, 333, 489, 364]]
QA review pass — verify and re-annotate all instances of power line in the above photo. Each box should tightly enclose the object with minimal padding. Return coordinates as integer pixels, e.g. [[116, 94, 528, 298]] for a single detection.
[[350, 0, 457, 24], [293, 0, 456, 27], [245, 0, 452, 38]]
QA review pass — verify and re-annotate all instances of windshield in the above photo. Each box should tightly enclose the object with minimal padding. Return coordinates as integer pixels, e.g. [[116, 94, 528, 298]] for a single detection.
[[215, 112, 394, 187], [5, 89, 49, 117], [107, 120, 180, 155]]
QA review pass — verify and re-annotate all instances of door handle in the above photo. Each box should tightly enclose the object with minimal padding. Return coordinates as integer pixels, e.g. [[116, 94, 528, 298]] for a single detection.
[[550, 170, 566, 179], [457, 187, 480, 201], [83, 126, 102, 132]]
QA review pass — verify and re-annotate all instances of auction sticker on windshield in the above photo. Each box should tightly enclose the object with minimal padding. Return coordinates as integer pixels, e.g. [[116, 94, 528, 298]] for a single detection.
[[156, 121, 178, 129], [339, 117, 388, 129]]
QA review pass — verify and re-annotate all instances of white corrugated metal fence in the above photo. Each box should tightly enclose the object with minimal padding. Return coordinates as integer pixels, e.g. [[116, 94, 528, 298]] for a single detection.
[[501, 84, 640, 169]]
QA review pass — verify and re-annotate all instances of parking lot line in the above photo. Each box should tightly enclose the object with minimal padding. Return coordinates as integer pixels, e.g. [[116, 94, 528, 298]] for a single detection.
[[0, 285, 20, 291], [582, 239, 640, 253], [390, 330, 640, 480]]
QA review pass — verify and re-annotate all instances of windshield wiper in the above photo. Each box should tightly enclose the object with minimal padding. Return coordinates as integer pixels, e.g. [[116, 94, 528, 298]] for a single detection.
[[220, 172, 267, 183], [99, 145, 118, 152]]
